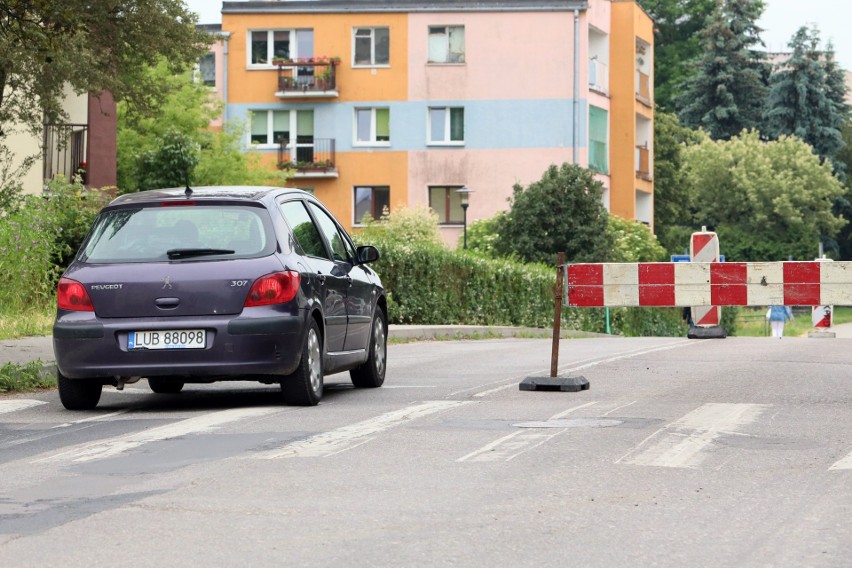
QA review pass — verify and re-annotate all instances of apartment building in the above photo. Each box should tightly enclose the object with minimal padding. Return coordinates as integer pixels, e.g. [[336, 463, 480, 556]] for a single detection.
[[218, 0, 654, 243]]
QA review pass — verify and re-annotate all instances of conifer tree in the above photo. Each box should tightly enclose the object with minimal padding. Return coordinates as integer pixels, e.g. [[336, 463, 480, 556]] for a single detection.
[[678, 0, 769, 140], [763, 26, 846, 171]]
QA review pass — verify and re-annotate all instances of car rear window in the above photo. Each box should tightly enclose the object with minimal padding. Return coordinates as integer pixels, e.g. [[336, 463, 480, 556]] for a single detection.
[[79, 205, 275, 263]]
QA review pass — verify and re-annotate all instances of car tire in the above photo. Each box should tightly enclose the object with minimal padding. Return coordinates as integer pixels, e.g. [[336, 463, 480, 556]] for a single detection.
[[148, 377, 185, 394], [350, 306, 387, 389], [57, 370, 102, 410], [281, 319, 323, 406]]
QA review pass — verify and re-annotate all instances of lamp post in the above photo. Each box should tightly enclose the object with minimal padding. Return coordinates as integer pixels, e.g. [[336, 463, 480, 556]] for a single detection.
[[456, 186, 473, 249]]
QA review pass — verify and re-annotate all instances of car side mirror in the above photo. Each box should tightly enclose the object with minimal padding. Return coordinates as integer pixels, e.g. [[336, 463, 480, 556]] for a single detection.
[[357, 245, 380, 264]]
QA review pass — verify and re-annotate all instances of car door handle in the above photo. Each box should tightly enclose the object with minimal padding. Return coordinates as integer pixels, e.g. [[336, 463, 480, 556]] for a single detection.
[[345, 275, 353, 286]]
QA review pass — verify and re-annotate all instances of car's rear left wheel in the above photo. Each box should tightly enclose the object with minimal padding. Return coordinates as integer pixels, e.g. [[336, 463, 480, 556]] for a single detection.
[[350, 306, 387, 388], [57, 370, 102, 410], [148, 377, 185, 394], [281, 319, 323, 406]]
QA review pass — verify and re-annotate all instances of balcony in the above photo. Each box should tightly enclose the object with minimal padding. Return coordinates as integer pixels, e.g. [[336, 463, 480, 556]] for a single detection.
[[275, 59, 339, 98], [277, 138, 338, 178], [635, 70, 652, 107], [589, 58, 608, 95], [43, 123, 87, 184], [635, 145, 651, 180]]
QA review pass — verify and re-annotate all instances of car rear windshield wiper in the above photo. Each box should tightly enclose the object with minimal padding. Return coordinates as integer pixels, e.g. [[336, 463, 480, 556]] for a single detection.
[[166, 248, 235, 259]]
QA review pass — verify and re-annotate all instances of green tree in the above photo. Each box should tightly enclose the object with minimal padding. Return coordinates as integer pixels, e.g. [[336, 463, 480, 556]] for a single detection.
[[764, 26, 847, 172], [607, 216, 668, 262], [136, 129, 200, 191], [493, 164, 612, 265], [117, 62, 288, 192], [678, 0, 769, 140], [637, 0, 716, 111], [683, 130, 845, 260], [653, 109, 704, 252], [0, 0, 208, 138]]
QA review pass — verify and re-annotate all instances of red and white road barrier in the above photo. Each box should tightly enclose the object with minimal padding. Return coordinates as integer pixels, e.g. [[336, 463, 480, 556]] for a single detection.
[[690, 229, 721, 326], [564, 261, 852, 307]]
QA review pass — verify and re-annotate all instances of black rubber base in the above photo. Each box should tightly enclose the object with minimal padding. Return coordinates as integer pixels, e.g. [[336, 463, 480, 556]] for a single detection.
[[687, 326, 727, 339], [519, 375, 590, 392]]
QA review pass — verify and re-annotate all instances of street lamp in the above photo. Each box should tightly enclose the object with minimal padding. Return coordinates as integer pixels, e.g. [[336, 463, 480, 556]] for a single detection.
[[456, 187, 473, 249]]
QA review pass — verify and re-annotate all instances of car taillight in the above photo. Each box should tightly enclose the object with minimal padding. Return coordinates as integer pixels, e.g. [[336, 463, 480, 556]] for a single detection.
[[57, 278, 94, 311], [244, 271, 301, 307]]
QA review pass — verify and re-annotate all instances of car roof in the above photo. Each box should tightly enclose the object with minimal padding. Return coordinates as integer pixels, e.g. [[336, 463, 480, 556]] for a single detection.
[[107, 186, 311, 207]]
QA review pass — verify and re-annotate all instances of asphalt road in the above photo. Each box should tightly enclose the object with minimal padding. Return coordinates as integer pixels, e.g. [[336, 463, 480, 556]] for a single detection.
[[1, 335, 850, 567]]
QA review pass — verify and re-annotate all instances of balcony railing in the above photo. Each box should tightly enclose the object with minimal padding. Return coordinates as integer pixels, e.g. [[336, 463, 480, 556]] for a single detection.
[[635, 71, 651, 105], [635, 145, 651, 180], [277, 138, 337, 176], [43, 123, 87, 184], [589, 58, 608, 94], [275, 60, 339, 97]]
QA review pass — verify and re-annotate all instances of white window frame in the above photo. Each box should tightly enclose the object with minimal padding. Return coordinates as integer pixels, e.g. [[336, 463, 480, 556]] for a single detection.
[[353, 107, 390, 147], [249, 109, 313, 149], [247, 29, 310, 69], [427, 25, 465, 64], [427, 107, 464, 146], [352, 27, 390, 68]]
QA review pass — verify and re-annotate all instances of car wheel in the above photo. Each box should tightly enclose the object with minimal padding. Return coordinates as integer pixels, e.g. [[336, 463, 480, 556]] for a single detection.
[[57, 370, 102, 410], [148, 377, 185, 394], [350, 306, 387, 388], [281, 319, 323, 406]]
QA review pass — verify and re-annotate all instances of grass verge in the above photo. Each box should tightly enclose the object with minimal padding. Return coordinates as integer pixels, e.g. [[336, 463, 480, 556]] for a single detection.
[[734, 306, 852, 337], [0, 361, 55, 393], [0, 309, 54, 340]]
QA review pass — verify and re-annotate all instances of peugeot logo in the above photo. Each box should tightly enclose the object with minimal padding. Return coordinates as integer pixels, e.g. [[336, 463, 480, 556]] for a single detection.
[[162, 276, 173, 290]]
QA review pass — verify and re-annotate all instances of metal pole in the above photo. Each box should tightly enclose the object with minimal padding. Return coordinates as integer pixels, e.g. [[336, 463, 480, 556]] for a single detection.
[[462, 203, 469, 249], [550, 252, 565, 377]]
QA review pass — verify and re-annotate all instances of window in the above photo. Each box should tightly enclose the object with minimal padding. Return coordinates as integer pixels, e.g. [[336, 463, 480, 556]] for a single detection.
[[589, 106, 608, 174], [428, 26, 465, 63], [353, 27, 389, 66], [279, 201, 328, 259], [354, 108, 390, 145], [250, 110, 290, 146], [249, 29, 313, 66], [354, 187, 390, 225], [198, 52, 215, 87], [308, 203, 355, 262], [428, 186, 464, 225], [428, 107, 464, 144]]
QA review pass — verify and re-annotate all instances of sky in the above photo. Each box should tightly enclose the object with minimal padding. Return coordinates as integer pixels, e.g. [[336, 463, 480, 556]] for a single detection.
[[183, 0, 852, 71]]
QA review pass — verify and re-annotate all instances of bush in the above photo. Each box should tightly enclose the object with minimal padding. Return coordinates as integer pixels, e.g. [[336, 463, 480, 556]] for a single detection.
[[0, 196, 62, 311], [44, 177, 113, 269], [356, 205, 444, 249]]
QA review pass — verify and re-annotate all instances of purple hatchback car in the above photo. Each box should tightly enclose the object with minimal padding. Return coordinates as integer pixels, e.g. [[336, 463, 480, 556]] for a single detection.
[[54, 186, 387, 410]]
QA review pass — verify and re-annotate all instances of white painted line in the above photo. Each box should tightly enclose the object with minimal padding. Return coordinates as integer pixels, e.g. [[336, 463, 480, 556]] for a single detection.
[[0, 400, 48, 415], [382, 385, 437, 389], [618, 403, 769, 469], [829, 452, 852, 470], [52, 408, 134, 429], [33, 407, 281, 464], [458, 401, 603, 463], [256, 400, 472, 459]]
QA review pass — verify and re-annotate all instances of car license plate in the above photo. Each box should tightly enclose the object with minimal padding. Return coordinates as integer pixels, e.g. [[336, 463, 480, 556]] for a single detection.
[[128, 330, 205, 350]]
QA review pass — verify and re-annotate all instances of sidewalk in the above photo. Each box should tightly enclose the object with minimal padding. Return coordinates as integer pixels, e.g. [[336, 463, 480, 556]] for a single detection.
[[3, 323, 850, 368]]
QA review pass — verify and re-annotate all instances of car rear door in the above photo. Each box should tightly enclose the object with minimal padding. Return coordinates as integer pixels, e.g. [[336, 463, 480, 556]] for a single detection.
[[278, 199, 348, 353]]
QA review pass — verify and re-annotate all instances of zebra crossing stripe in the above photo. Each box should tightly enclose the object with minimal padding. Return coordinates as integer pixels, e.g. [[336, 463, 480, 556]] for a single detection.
[[0, 400, 48, 415]]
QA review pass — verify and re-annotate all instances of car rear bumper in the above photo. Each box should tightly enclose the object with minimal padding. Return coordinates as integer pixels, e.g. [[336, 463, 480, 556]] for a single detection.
[[54, 310, 308, 379]]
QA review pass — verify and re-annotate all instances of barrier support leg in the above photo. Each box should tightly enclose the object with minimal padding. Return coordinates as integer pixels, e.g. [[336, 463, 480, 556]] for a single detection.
[[520, 252, 589, 393]]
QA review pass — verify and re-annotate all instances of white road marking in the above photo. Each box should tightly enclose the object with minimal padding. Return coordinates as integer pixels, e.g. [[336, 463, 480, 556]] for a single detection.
[[382, 385, 437, 389], [617, 403, 769, 469], [458, 401, 626, 462], [829, 452, 852, 470], [51, 408, 134, 429], [0, 400, 47, 415], [471, 340, 695, 398], [256, 400, 471, 459], [33, 407, 281, 464]]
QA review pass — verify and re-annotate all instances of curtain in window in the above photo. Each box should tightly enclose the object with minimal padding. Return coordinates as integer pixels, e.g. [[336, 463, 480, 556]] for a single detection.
[[429, 28, 449, 62], [376, 109, 390, 141], [448, 27, 465, 63], [430, 108, 446, 141], [272, 111, 289, 144], [354, 29, 372, 65], [356, 109, 371, 142], [588, 106, 608, 173], [375, 28, 390, 64], [250, 112, 267, 144], [450, 108, 464, 141]]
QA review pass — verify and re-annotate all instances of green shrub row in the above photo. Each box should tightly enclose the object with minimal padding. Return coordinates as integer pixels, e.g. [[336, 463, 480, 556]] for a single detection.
[[366, 237, 707, 337]]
